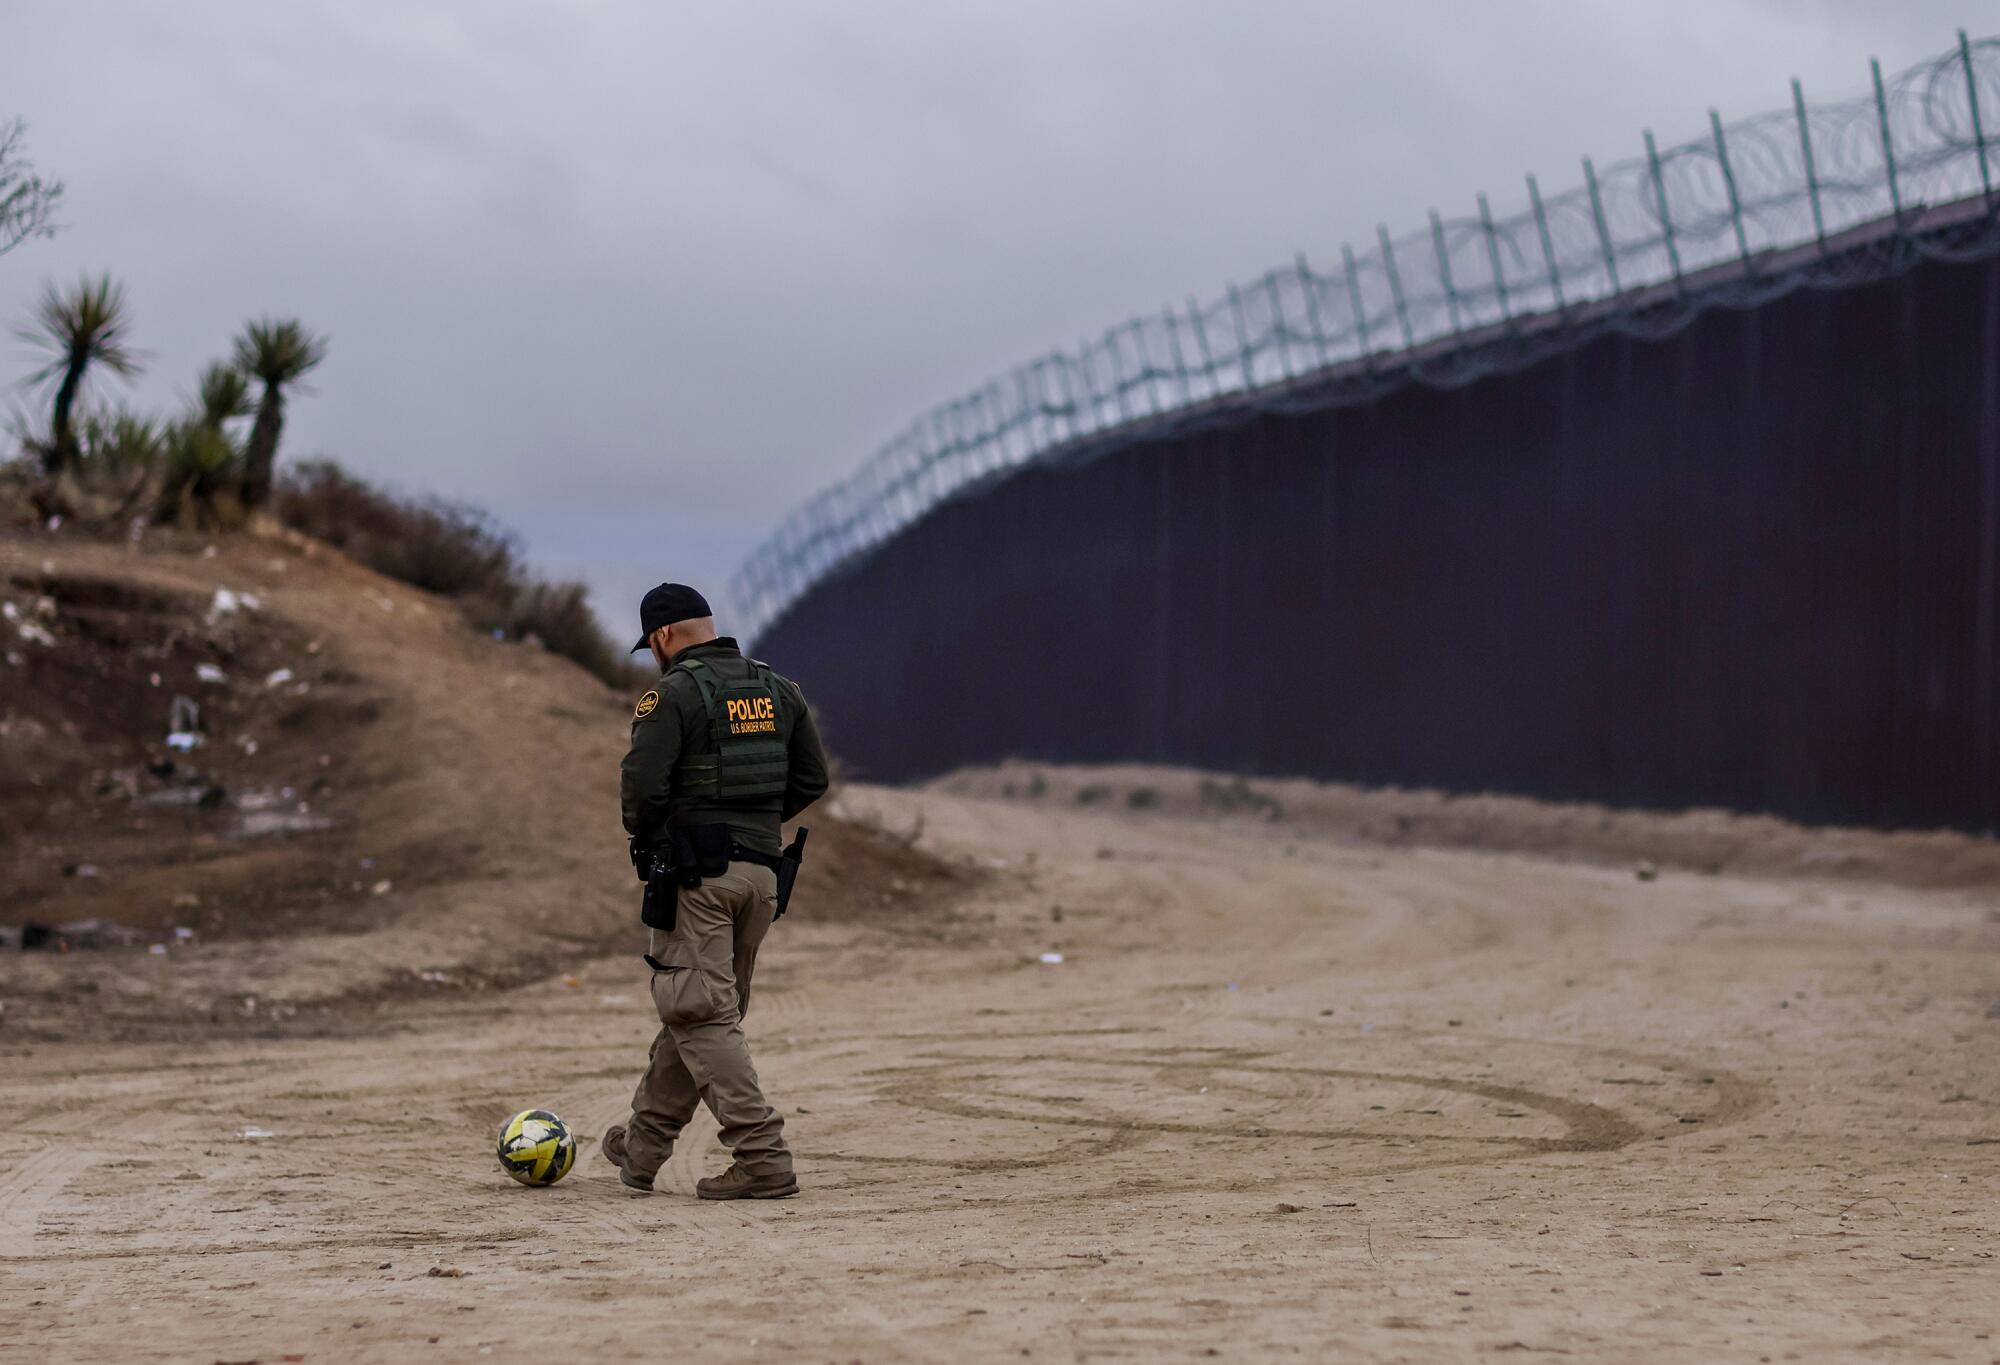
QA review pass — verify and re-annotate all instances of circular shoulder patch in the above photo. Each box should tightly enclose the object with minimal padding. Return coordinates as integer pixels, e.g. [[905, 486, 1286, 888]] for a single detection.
[[634, 689, 660, 719]]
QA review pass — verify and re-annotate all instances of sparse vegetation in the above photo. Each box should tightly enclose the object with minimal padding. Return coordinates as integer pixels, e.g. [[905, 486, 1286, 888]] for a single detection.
[[1075, 783, 1110, 805], [1198, 776, 1284, 821], [1125, 786, 1160, 810], [274, 460, 628, 686]]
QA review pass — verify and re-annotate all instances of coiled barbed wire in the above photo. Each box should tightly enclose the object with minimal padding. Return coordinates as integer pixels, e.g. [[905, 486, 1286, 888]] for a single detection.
[[732, 35, 2000, 642]]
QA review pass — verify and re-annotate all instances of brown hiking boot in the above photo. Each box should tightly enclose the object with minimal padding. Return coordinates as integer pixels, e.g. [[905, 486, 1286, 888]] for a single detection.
[[600, 1124, 655, 1193], [696, 1165, 799, 1201]]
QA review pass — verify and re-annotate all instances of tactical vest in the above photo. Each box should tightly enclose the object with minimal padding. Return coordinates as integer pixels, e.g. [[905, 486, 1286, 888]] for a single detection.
[[668, 655, 789, 804]]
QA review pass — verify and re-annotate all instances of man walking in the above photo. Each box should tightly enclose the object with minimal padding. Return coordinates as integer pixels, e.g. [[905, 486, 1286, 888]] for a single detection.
[[603, 582, 829, 1199]]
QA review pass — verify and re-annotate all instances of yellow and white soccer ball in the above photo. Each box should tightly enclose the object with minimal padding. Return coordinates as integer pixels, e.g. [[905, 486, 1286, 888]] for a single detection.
[[496, 1108, 576, 1187]]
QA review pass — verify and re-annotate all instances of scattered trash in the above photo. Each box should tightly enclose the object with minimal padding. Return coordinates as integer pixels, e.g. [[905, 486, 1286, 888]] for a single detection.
[[206, 587, 262, 621], [5, 651, 22, 667], [238, 1126, 275, 1140], [562, 975, 582, 988], [264, 667, 294, 687], [1038, 952, 1064, 964], [417, 970, 451, 984], [174, 926, 196, 942], [166, 695, 202, 750], [372, 879, 394, 896], [62, 863, 99, 878], [148, 943, 168, 956], [15, 620, 55, 647], [236, 735, 259, 756], [1633, 860, 1659, 882], [195, 662, 227, 684]]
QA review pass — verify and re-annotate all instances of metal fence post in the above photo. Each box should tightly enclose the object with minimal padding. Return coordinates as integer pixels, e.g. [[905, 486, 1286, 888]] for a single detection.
[[1073, 342, 1106, 434], [1052, 353, 1085, 441], [1710, 108, 1754, 272], [1527, 174, 1566, 315], [1163, 305, 1194, 406], [1296, 254, 1332, 367], [1477, 192, 1513, 326], [1583, 157, 1622, 293], [1128, 317, 1164, 415], [1962, 30, 1993, 213], [1429, 210, 1464, 336], [1263, 270, 1297, 381], [1342, 242, 1375, 367], [1012, 366, 1039, 461], [1102, 325, 1135, 425], [1032, 358, 1064, 444], [1186, 295, 1221, 398], [1377, 225, 1417, 348], [1873, 57, 1903, 224], [1227, 282, 1257, 390], [1644, 131, 1685, 293], [1792, 78, 1828, 252]]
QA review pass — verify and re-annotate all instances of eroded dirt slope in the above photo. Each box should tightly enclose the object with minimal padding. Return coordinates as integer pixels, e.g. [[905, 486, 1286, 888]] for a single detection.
[[0, 528, 966, 1039]]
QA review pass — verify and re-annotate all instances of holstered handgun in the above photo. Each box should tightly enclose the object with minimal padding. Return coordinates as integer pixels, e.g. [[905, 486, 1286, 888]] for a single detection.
[[774, 827, 809, 922]]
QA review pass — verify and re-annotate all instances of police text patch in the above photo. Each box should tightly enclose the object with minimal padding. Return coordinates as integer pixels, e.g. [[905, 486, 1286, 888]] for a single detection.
[[634, 689, 660, 719], [725, 694, 777, 735]]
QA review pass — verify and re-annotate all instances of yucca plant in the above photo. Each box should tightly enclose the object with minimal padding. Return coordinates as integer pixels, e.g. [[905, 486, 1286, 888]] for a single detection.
[[232, 317, 325, 508], [17, 274, 142, 474], [195, 360, 253, 431], [160, 419, 243, 527]]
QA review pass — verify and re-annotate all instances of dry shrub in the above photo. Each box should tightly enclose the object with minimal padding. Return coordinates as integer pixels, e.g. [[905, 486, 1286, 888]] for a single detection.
[[275, 460, 627, 686]]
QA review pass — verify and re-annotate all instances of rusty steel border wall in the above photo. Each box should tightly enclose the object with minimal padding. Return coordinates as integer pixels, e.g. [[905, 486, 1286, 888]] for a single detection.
[[757, 238, 2000, 834]]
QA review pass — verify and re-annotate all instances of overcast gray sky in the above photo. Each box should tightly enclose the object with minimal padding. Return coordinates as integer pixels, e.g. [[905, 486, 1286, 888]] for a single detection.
[[3, 2, 1991, 634]]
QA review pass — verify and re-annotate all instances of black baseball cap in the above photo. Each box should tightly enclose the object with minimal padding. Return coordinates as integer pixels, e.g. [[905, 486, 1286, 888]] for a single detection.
[[631, 582, 713, 652]]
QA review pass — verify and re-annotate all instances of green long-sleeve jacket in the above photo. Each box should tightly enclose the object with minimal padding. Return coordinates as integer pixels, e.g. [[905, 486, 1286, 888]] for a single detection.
[[619, 638, 830, 857]]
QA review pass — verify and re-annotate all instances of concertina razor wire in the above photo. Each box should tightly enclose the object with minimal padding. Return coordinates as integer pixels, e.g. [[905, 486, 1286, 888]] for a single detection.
[[731, 33, 2000, 642]]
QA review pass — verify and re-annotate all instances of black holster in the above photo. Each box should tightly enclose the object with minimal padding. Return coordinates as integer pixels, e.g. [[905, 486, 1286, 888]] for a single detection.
[[774, 827, 809, 921]]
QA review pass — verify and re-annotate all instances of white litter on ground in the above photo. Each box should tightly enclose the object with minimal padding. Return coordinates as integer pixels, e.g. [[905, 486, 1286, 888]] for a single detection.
[[1039, 952, 1065, 965]]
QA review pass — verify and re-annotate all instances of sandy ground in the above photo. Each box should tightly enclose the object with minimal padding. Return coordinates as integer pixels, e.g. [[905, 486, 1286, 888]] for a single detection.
[[4, 776, 1998, 1362]]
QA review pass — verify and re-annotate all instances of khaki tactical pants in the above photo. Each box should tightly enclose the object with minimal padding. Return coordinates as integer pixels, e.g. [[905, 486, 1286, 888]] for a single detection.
[[623, 863, 792, 1180]]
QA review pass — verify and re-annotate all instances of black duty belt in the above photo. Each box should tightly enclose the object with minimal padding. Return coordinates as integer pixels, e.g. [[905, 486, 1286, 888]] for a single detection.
[[730, 844, 783, 871]]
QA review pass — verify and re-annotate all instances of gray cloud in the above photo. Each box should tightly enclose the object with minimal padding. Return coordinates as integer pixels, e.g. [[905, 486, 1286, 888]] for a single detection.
[[4, 1, 1992, 633]]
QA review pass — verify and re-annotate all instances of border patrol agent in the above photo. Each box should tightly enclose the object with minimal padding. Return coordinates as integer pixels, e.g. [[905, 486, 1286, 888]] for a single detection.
[[602, 583, 829, 1199]]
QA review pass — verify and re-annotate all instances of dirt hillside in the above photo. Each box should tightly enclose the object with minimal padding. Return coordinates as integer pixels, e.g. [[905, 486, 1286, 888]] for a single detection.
[[0, 527, 965, 1040]]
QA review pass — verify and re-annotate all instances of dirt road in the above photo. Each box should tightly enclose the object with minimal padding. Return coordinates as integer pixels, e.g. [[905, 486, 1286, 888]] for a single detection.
[[4, 776, 1997, 1361]]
